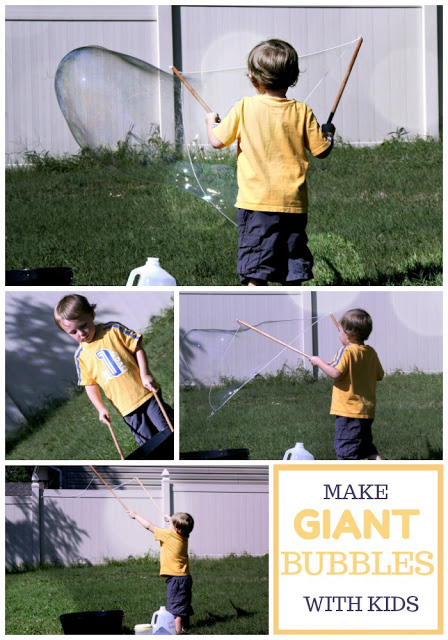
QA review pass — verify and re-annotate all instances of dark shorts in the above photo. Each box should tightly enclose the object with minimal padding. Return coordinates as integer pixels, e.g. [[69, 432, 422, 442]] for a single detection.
[[123, 391, 174, 446], [166, 575, 194, 618], [237, 209, 314, 284], [334, 416, 378, 460]]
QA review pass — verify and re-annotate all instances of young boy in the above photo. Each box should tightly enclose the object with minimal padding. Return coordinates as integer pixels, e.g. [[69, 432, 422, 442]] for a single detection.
[[128, 509, 194, 634], [54, 294, 173, 446], [308, 309, 384, 460], [206, 38, 335, 286]]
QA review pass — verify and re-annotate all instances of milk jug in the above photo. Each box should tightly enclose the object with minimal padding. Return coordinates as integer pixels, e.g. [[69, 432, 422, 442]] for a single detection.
[[283, 442, 314, 460], [126, 258, 176, 286], [150, 606, 176, 635]]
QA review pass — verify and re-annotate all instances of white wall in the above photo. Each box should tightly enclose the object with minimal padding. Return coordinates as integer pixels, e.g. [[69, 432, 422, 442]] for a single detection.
[[5, 290, 173, 434], [5, 5, 172, 163], [179, 291, 443, 386], [5, 5, 440, 164], [5, 466, 269, 568]]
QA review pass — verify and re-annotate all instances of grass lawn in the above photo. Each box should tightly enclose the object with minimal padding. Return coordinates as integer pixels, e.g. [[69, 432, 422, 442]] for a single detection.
[[180, 371, 443, 460], [6, 306, 174, 460], [5, 554, 268, 635], [5, 137, 442, 286]]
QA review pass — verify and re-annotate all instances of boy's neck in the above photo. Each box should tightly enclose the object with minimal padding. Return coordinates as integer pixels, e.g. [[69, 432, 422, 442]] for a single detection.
[[258, 86, 287, 99]]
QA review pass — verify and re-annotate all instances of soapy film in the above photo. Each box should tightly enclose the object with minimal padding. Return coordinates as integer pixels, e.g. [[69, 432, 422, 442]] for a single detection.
[[181, 317, 320, 416], [55, 40, 360, 225]]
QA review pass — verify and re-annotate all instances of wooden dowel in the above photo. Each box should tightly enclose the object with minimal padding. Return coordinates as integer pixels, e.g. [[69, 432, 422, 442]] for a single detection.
[[89, 466, 129, 512], [105, 420, 125, 460], [135, 477, 165, 516], [237, 319, 311, 359], [330, 313, 340, 330], [153, 389, 174, 433], [170, 65, 214, 113], [327, 37, 363, 124]]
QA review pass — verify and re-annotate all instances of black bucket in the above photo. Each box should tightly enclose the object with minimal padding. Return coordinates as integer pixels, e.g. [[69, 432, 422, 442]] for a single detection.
[[6, 266, 74, 286], [126, 426, 174, 460], [180, 448, 250, 460], [59, 609, 124, 635]]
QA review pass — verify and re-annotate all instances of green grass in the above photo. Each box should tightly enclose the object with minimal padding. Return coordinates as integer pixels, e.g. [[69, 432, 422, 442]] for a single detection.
[[6, 306, 174, 460], [5, 554, 268, 635], [180, 370, 442, 460], [5, 137, 442, 285]]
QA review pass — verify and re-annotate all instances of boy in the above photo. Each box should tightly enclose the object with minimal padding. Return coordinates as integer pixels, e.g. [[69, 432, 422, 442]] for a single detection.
[[308, 309, 384, 460], [206, 38, 335, 286], [54, 294, 173, 446], [128, 509, 194, 634]]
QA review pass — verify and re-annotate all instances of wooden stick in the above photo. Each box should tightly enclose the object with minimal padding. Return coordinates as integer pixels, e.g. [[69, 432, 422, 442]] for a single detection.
[[89, 466, 129, 512], [237, 319, 311, 359], [327, 37, 363, 123], [330, 313, 340, 331], [135, 477, 165, 517], [105, 420, 125, 460], [170, 65, 214, 113], [153, 389, 174, 433]]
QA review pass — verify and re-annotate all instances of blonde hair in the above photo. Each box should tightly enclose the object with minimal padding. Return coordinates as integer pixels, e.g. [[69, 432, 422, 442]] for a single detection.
[[54, 294, 96, 329], [339, 309, 373, 341], [247, 39, 299, 90], [172, 512, 194, 538]]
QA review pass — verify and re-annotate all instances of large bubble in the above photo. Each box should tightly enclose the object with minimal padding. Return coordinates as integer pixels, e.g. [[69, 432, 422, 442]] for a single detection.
[[55, 40, 360, 225], [180, 313, 336, 416]]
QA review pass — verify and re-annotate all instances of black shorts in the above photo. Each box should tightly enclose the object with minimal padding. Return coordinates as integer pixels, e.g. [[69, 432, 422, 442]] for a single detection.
[[166, 575, 194, 617], [123, 391, 174, 446], [334, 416, 378, 460], [237, 209, 314, 284]]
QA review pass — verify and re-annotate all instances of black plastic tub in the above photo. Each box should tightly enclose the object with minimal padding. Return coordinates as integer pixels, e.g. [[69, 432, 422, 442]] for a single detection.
[[59, 609, 124, 635], [126, 426, 174, 460], [180, 448, 250, 460], [6, 266, 74, 286]]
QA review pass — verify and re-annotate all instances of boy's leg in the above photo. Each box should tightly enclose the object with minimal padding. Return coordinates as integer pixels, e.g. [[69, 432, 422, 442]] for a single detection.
[[123, 392, 173, 444], [146, 390, 174, 431], [237, 209, 279, 285], [283, 213, 314, 284]]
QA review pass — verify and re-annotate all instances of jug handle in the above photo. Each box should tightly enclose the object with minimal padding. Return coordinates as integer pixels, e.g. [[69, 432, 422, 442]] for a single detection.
[[283, 450, 292, 460], [126, 268, 141, 287]]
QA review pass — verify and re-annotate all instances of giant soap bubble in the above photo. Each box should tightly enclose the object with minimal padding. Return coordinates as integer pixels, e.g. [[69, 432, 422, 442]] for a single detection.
[[180, 313, 335, 416], [55, 40, 360, 225]]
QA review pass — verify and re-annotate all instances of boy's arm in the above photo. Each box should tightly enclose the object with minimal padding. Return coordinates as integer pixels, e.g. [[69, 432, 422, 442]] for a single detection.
[[85, 384, 111, 425], [127, 509, 155, 533], [135, 346, 158, 392], [206, 112, 225, 149], [308, 356, 342, 379]]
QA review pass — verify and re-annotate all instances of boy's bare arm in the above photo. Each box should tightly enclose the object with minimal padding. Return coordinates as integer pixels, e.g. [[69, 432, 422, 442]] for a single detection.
[[135, 346, 158, 392], [127, 509, 155, 532], [206, 112, 225, 149], [85, 384, 111, 424], [308, 356, 342, 379]]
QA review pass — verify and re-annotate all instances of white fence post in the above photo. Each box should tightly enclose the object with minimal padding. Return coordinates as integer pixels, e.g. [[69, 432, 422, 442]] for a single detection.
[[161, 468, 171, 519], [31, 472, 42, 566]]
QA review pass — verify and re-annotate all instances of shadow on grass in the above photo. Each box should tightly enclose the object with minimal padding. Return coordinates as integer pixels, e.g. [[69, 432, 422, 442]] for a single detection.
[[5, 389, 81, 455], [193, 600, 255, 631], [318, 258, 442, 286]]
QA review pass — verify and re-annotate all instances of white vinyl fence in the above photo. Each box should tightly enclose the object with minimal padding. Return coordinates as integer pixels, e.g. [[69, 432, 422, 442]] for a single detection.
[[5, 467, 269, 569]]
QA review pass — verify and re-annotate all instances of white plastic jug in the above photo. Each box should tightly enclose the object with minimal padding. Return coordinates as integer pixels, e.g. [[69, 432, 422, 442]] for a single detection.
[[126, 258, 176, 286], [283, 442, 314, 460], [150, 606, 176, 635]]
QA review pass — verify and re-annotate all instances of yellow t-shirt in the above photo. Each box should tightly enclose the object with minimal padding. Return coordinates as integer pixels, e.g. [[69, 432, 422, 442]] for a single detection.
[[213, 94, 330, 213], [75, 322, 157, 417], [329, 344, 384, 419], [154, 526, 190, 577]]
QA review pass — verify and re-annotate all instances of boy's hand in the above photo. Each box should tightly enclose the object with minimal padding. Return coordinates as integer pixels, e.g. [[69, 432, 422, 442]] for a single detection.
[[164, 514, 171, 523], [308, 355, 322, 367], [127, 510, 137, 519], [141, 374, 158, 392], [206, 112, 220, 126], [98, 408, 111, 425], [321, 123, 335, 137]]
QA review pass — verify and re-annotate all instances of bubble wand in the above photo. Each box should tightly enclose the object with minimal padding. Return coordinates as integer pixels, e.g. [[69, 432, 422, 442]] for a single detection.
[[104, 418, 125, 460], [89, 466, 129, 512], [330, 313, 340, 331], [135, 477, 166, 517], [170, 65, 215, 114], [327, 37, 363, 123], [237, 319, 311, 359]]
